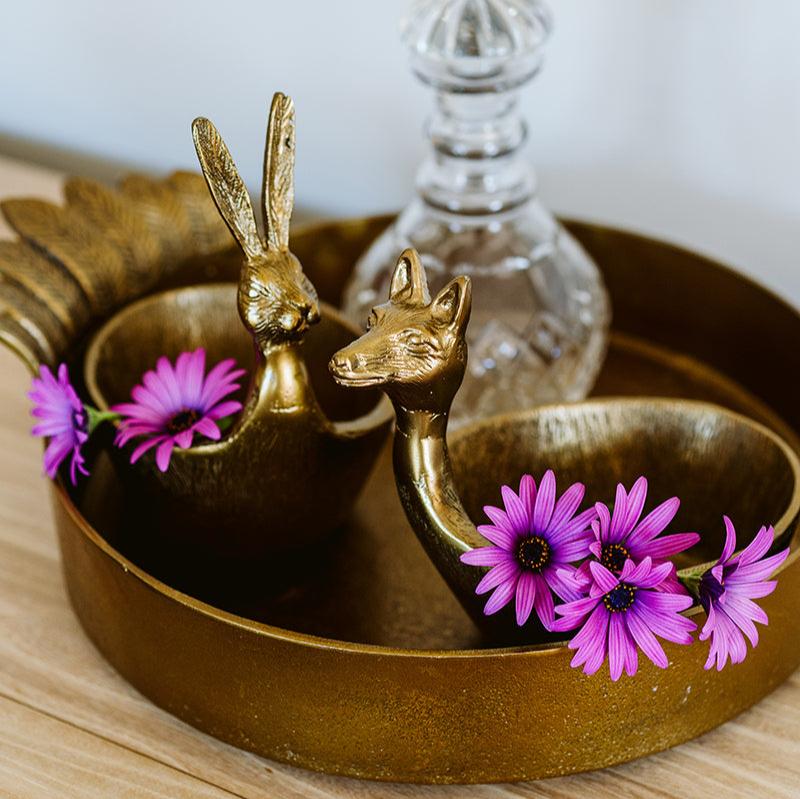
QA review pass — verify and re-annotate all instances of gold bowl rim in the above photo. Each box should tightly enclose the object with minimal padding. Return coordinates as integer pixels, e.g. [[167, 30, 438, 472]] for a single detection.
[[54, 396, 800, 658]]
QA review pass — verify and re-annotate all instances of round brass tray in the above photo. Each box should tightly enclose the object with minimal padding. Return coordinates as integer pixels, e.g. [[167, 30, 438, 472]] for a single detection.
[[52, 217, 800, 783]]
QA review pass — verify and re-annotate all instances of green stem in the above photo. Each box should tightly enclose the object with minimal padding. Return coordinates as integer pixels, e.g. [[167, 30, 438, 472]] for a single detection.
[[216, 415, 235, 434], [85, 406, 121, 435], [678, 568, 704, 601]]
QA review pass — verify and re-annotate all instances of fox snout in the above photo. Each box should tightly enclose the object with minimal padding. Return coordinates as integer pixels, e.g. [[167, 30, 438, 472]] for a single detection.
[[329, 343, 374, 386], [329, 347, 358, 384]]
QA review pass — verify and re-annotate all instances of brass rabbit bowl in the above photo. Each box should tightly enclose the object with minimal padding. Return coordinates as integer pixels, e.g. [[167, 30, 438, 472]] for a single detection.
[[80, 92, 393, 559], [85, 283, 391, 558], [330, 249, 800, 637]]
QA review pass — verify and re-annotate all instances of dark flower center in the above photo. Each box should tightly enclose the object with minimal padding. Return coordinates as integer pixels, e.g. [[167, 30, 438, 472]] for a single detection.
[[603, 583, 636, 613], [699, 571, 725, 612], [516, 535, 551, 573], [601, 543, 630, 574], [167, 409, 200, 434], [72, 407, 87, 433]]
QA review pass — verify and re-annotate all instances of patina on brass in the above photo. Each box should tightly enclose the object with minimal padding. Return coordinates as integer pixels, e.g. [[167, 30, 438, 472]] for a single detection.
[[81, 94, 392, 557], [330, 250, 800, 638], [5, 205, 800, 782]]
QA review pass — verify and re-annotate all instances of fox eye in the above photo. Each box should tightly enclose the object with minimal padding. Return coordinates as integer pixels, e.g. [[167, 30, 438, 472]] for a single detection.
[[405, 335, 436, 354]]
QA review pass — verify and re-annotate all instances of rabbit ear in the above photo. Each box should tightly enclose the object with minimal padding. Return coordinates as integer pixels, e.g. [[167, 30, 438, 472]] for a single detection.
[[262, 92, 295, 251], [192, 117, 265, 260]]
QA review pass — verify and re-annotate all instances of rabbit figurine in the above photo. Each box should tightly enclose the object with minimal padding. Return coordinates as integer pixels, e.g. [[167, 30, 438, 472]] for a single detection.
[[85, 93, 393, 560]]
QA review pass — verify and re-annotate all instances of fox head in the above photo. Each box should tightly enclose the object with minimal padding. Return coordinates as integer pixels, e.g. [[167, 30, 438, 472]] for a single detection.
[[193, 93, 319, 352], [330, 248, 471, 413]]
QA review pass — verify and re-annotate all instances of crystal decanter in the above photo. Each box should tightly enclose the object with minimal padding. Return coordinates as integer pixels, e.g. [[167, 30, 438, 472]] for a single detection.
[[342, 0, 610, 424]]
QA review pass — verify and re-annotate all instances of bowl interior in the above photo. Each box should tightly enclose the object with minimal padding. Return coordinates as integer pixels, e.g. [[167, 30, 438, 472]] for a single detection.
[[450, 399, 800, 569], [84, 283, 380, 423]]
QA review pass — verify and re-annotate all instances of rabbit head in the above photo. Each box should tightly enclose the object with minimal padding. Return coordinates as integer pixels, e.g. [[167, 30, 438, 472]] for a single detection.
[[192, 93, 319, 351]]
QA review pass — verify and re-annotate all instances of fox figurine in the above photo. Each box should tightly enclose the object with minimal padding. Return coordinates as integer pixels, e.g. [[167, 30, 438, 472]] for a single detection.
[[329, 248, 489, 618]]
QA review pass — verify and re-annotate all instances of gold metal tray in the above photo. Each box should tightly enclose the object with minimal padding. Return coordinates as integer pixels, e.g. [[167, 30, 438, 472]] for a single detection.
[[52, 217, 800, 783]]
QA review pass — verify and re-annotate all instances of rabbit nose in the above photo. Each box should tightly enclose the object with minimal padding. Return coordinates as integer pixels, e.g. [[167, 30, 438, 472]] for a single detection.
[[302, 301, 320, 325]]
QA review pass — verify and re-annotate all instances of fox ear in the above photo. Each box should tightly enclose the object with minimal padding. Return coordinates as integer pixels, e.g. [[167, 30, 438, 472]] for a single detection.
[[432, 276, 471, 332], [389, 248, 429, 306]]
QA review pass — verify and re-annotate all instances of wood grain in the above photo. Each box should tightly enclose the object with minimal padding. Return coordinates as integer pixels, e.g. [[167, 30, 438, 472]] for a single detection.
[[0, 157, 799, 798]]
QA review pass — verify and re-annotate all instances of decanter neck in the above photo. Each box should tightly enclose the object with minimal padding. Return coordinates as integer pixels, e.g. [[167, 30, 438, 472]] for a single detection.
[[417, 89, 535, 215]]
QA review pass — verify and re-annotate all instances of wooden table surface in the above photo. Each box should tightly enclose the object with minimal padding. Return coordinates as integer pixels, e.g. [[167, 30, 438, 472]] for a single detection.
[[1, 155, 799, 798]]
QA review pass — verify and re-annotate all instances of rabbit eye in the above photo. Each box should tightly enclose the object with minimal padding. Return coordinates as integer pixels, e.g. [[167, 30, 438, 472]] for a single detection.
[[366, 311, 378, 330]]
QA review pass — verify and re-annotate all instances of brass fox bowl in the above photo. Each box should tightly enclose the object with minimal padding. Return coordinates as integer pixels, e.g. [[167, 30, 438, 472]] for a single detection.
[[83, 283, 392, 563], [450, 399, 800, 574], [32, 217, 800, 782]]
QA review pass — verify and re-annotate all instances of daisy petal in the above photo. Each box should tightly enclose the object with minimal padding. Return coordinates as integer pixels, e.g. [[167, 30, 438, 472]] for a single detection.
[[637, 532, 700, 560], [532, 470, 556, 533], [627, 496, 680, 547], [475, 560, 520, 595], [589, 561, 619, 594], [155, 438, 175, 472], [532, 574, 554, 630], [621, 476, 648, 536], [515, 572, 536, 626], [501, 484, 529, 536], [608, 482, 629, 542], [483, 578, 518, 616], [476, 523, 516, 550], [627, 606, 668, 668], [546, 482, 584, 535], [460, 546, 512, 567], [518, 474, 537, 519]]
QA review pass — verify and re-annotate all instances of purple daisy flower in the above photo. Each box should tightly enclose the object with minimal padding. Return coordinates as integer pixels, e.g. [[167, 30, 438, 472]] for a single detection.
[[553, 557, 696, 680], [112, 348, 245, 473], [576, 476, 699, 594], [699, 516, 790, 671], [459, 470, 597, 629], [28, 363, 89, 485]]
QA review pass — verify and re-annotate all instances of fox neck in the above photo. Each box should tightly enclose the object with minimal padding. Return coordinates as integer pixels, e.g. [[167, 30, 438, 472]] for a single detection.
[[392, 403, 486, 614]]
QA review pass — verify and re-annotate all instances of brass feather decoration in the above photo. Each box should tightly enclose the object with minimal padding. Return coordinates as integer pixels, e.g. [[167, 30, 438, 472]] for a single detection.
[[117, 173, 196, 271], [0, 274, 67, 364], [0, 168, 240, 368], [0, 239, 90, 336], [64, 177, 164, 289], [164, 171, 233, 255], [1, 198, 127, 313]]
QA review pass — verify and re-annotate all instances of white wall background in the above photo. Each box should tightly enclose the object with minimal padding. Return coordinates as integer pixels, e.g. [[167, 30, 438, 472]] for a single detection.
[[1, 0, 798, 300]]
